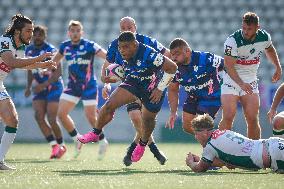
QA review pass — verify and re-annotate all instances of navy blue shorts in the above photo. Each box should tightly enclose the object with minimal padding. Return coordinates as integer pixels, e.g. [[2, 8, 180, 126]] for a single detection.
[[183, 94, 221, 118], [63, 80, 97, 100], [33, 81, 63, 102], [119, 82, 166, 113]]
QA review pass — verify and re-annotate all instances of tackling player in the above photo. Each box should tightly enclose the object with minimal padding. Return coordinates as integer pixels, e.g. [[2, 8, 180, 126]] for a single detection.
[[186, 114, 284, 173], [0, 14, 56, 170]]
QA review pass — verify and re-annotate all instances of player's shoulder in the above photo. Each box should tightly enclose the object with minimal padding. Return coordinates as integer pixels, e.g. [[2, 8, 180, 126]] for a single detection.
[[255, 29, 271, 42], [0, 35, 12, 42], [225, 30, 241, 44], [60, 39, 72, 47], [0, 35, 15, 52]]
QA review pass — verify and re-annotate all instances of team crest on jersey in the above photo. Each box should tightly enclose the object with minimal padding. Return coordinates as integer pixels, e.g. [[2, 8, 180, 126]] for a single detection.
[[250, 48, 255, 54], [1, 41, 9, 49], [194, 65, 198, 72], [80, 45, 84, 50], [136, 60, 141, 66], [153, 53, 163, 66], [224, 45, 232, 56]]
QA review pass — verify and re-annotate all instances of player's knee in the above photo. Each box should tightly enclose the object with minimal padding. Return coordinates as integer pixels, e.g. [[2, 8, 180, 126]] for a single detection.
[[129, 111, 142, 127], [34, 111, 45, 122], [47, 116, 57, 126], [4, 115, 19, 128], [143, 116, 155, 127], [272, 116, 284, 130], [104, 100, 117, 113]]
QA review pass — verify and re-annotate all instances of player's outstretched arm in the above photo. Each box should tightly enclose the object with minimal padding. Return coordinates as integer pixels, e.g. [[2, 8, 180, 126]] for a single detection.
[[166, 82, 179, 129], [1, 51, 54, 68], [186, 152, 211, 172], [268, 83, 284, 123], [265, 44, 282, 83]]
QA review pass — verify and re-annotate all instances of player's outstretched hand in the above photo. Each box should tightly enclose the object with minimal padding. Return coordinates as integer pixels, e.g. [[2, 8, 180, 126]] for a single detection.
[[150, 88, 163, 104], [24, 88, 31, 97], [272, 67, 282, 83], [165, 112, 177, 129], [38, 60, 57, 70], [102, 84, 111, 100], [37, 52, 54, 61], [101, 75, 118, 83]]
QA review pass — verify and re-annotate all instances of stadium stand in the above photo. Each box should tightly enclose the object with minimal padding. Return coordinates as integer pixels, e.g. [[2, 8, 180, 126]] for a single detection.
[[0, 0, 283, 85]]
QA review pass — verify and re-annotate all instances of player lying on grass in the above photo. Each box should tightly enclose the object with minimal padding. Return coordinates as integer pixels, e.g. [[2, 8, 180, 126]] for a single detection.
[[186, 114, 284, 173]]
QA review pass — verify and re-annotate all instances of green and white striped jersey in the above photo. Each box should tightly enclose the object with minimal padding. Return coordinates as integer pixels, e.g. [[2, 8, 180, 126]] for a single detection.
[[224, 29, 271, 82], [202, 129, 263, 169], [0, 35, 25, 91]]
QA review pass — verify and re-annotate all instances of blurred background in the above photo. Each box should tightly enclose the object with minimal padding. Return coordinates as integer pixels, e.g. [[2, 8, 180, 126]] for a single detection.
[[0, 0, 283, 142]]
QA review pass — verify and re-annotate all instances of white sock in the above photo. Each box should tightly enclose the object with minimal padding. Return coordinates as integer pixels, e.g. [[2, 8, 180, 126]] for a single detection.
[[0, 131, 16, 162], [49, 140, 57, 146], [72, 134, 80, 142]]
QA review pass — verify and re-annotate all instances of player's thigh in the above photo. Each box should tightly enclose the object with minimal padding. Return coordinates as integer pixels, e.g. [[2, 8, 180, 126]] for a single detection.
[[240, 93, 260, 119], [46, 101, 59, 119], [221, 94, 239, 118], [0, 98, 18, 125], [105, 87, 137, 109], [182, 111, 197, 128], [83, 104, 97, 117], [141, 106, 157, 122], [57, 98, 77, 115], [32, 100, 47, 117]]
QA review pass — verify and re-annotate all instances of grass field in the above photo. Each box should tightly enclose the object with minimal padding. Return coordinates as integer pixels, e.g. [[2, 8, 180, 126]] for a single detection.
[[0, 143, 283, 189]]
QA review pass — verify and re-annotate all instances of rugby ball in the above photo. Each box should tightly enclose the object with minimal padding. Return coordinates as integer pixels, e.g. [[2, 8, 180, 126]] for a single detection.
[[105, 64, 125, 81]]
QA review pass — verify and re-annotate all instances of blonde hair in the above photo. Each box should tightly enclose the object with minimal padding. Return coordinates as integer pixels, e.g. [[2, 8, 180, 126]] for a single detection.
[[191, 114, 214, 131], [68, 20, 83, 30]]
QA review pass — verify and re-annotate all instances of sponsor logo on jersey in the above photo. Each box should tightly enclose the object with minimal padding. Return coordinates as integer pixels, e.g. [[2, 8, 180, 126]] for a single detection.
[[0, 62, 11, 73], [237, 57, 260, 65], [224, 45, 232, 56], [1, 41, 9, 49], [250, 48, 255, 54]]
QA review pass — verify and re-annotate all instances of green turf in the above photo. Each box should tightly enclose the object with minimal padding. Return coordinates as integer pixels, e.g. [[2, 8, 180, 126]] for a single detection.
[[0, 143, 283, 189]]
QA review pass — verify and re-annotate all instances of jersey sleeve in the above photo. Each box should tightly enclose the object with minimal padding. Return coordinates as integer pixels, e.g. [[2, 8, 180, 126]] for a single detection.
[[224, 37, 238, 58], [147, 49, 165, 70], [265, 32, 272, 49], [201, 143, 217, 164], [0, 37, 13, 54], [106, 40, 118, 63], [92, 42, 102, 54], [58, 42, 65, 55]]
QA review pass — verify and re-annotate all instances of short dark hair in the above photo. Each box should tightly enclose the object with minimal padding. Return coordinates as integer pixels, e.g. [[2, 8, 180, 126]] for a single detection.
[[191, 114, 214, 131], [243, 12, 259, 25], [34, 25, 47, 37], [118, 31, 136, 42], [5, 14, 33, 35], [169, 38, 189, 50]]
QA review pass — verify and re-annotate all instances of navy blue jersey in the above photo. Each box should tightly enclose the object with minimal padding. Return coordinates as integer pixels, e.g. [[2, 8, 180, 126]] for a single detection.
[[58, 38, 102, 84], [25, 42, 60, 83], [119, 43, 165, 91], [173, 51, 224, 99], [106, 33, 165, 65]]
